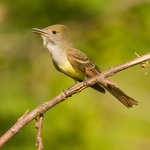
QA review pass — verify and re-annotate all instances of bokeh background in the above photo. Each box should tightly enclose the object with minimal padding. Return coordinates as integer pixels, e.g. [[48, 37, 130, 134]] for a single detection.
[[0, 0, 150, 150]]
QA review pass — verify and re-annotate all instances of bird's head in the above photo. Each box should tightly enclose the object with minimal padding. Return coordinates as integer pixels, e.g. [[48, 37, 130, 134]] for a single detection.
[[32, 24, 71, 48]]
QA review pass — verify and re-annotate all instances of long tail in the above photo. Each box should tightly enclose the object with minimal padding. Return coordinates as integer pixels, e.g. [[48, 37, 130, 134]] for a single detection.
[[105, 84, 138, 108], [85, 65, 138, 107]]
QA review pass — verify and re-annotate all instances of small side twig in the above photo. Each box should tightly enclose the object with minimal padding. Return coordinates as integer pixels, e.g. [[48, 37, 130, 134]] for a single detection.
[[135, 52, 149, 75], [35, 115, 44, 150]]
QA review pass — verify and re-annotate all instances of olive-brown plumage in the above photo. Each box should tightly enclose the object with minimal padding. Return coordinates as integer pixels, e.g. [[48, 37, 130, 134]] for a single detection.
[[32, 24, 138, 107]]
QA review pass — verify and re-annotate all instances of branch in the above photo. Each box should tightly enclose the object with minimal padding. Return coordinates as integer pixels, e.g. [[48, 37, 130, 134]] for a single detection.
[[0, 52, 150, 148], [35, 115, 44, 150]]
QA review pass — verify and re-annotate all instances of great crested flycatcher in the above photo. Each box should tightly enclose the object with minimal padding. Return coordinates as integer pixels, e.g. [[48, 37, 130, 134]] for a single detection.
[[32, 24, 138, 108]]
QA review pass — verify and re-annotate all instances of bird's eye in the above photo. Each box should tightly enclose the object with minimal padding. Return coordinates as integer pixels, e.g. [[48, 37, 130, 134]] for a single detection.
[[52, 30, 57, 34]]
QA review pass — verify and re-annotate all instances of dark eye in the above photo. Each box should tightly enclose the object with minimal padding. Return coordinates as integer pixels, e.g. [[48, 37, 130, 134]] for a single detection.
[[52, 30, 57, 34]]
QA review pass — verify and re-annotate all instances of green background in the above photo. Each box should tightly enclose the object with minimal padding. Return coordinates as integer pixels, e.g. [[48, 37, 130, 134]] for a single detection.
[[0, 0, 150, 149]]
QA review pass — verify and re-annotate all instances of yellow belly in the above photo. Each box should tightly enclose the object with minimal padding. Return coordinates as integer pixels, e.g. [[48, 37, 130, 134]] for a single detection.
[[59, 60, 85, 80], [49, 47, 85, 80]]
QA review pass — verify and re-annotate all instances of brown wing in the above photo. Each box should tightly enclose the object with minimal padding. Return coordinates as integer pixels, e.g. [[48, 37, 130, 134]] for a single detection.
[[67, 48, 101, 76], [67, 48, 105, 93]]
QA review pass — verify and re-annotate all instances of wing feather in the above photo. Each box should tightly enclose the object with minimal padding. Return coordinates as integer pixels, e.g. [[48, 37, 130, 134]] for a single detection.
[[67, 48, 105, 93], [67, 48, 100, 76]]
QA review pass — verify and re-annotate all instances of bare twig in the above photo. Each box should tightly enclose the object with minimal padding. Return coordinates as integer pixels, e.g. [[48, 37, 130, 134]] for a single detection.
[[35, 115, 44, 150], [135, 52, 149, 75], [0, 52, 150, 148]]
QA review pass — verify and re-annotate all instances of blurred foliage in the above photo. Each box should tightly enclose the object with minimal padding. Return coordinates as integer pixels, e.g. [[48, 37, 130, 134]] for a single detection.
[[0, 0, 150, 150]]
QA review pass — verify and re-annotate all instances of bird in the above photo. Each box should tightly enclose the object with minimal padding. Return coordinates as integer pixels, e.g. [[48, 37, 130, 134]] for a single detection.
[[32, 24, 138, 108]]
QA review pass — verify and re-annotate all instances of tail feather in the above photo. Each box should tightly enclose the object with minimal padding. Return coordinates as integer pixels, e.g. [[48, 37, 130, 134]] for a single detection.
[[106, 84, 138, 108], [91, 83, 106, 93], [90, 80, 138, 108]]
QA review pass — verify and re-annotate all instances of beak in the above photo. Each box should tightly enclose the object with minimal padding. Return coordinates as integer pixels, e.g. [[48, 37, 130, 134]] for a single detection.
[[32, 28, 48, 36]]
